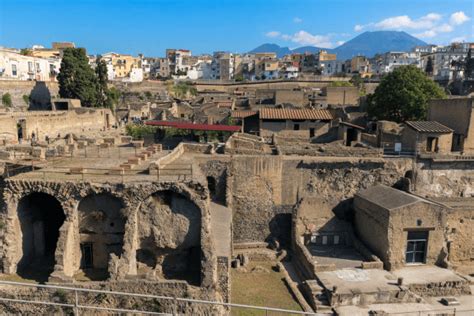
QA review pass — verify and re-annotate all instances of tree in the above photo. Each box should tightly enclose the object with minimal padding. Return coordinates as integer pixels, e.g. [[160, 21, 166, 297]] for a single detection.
[[465, 48, 474, 79], [57, 48, 99, 107], [20, 48, 32, 56], [425, 56, 434, 75], [367, 65, 446, 122], [2, 93, 12, 107], [95, 56, 109, 108], [350, 74, 367, 96]]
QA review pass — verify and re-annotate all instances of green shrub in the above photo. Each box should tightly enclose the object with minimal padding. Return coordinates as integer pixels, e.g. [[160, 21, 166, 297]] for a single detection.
[[125, 124, 157, 139], [2, 93, 12, 107], [22, 94, 30, 105]]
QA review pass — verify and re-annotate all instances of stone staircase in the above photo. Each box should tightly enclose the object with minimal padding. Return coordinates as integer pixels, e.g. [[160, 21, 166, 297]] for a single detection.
[[111, 144, 162, 175]]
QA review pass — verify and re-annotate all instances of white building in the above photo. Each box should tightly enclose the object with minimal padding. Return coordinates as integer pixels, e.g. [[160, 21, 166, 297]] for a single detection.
[[319, 60, 344, 76], [419, 43, 470, 80], [372, 52, 421, 75], [209, 52, 234, 80], [281, 65, 299, 79], [124, 67, 143, 82], [0, 48, 61, 81]]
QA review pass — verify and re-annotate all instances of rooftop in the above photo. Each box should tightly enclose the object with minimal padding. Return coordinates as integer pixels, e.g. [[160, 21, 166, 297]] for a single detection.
[[355, 185, 425, 210], [259, 108, 334, 120], [145, 120, 241, 132], [405, 121, 453, 133], [231, 110, 258, 118]]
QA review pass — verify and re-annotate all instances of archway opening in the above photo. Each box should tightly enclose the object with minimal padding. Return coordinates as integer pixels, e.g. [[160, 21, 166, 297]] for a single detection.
[[17, 192, 65, 282], [136, 190, 201, 285], [77, 193, 125, 281]]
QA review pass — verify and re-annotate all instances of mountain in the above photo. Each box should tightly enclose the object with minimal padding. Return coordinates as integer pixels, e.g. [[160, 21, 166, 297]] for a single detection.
[[249, 43, 291, 58], [333, 31, 427, 60], [248, 31, 427, 60]]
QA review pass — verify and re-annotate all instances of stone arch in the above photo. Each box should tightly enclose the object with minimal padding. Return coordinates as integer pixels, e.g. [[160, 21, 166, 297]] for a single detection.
[[76, 193, 126, 280], [16, 192, 65, 282], [136, 189, 202, 285]]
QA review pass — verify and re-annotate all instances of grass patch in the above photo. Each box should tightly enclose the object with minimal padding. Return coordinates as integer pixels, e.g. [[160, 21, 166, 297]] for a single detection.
[[231, 260, 302, 315]]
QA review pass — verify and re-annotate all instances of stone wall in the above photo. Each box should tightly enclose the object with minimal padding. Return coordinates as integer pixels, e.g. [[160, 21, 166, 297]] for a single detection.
[[415, 159, 474, 197], [0, 108, 115, 143], [230, 156, 412, 244], [0, 179, 218, 296], [0, 80, 59, 108]]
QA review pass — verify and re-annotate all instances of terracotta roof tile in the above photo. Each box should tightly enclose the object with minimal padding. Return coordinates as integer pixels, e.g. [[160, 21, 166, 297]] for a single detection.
[[405, 121, 452, 133], [259, 108, 334, 120]]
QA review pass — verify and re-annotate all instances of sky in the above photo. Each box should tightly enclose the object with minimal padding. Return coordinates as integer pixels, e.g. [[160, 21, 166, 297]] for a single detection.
[[0, 0, 472, 56]]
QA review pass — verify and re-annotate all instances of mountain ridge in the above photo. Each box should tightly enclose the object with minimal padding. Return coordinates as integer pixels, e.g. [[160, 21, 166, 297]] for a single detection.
[[249, 31, 427, 59]]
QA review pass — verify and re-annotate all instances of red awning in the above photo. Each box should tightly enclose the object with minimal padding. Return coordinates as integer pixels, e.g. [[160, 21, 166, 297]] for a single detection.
[[145, 120, 241, 132]]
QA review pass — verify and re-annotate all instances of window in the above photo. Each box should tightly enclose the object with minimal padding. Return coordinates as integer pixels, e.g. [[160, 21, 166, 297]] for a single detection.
[[36, 63, 40, 72], [405, 231, 428, 264], [28, 61, 33, 72], [11, 64, 17, 76], [293, 123, 300, 131]]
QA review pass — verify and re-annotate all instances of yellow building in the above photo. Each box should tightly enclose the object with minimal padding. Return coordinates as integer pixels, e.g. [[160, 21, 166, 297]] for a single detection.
[[103, 53, 141, 78], [31, 49, 61, 59], [319, 50, 336, 61], [351, 56, 372, 78]]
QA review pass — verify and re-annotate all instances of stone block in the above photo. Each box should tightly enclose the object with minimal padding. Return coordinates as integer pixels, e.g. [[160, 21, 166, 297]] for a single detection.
[[121, 136, 133, 144], [128, 157, 141, 165], [120, 163, 134, 170], [32, 147, 46, 160], [70, 167, 86, 174], [109, 167, 125, 175], [68, 143, 78, 152], [100, 142, 111, 149], [0, 150, 13, 160], [77, 140, 88, 149], [103, 137, 117, 145], [132, 140, 144, 148]]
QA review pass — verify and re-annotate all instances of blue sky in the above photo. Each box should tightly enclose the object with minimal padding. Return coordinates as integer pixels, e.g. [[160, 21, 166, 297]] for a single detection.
[[0, 0, 472, 56]]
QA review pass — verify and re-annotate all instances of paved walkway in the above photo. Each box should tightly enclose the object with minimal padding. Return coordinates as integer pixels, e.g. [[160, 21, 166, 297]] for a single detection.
[[210, 201, 232, 257]]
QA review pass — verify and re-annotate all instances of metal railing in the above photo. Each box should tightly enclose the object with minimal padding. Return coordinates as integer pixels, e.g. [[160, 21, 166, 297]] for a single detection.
[[387, 307, 474, 315], [0, 280, 317, 315]]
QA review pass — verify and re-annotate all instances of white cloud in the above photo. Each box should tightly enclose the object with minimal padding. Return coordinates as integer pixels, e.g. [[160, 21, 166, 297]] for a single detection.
[[436, 23, 454, 33], [336, 41, 345, 46], [269, 30, 335, 48], [293, 17, 303, 23], [450, 11, 470, 25], [451, 36, 467, 43], [289, 30, 333, 48], [414, 23, 454, 38], [414, 30, 437, 38], [265, 31, 280, 38], [374, 13, 441, 30], [354, 11, 468, 41]]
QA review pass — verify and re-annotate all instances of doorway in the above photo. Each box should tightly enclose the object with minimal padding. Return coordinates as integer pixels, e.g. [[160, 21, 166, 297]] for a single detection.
[[17, 192, 65, 281], [346, 128, 358, 146], [405, 231, 428, 264], [80, 243, 94, 269]]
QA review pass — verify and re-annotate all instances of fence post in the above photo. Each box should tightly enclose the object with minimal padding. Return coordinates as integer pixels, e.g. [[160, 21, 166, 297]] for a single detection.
[[74, 289, 79, 316], [173, 297, 178, 315]]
